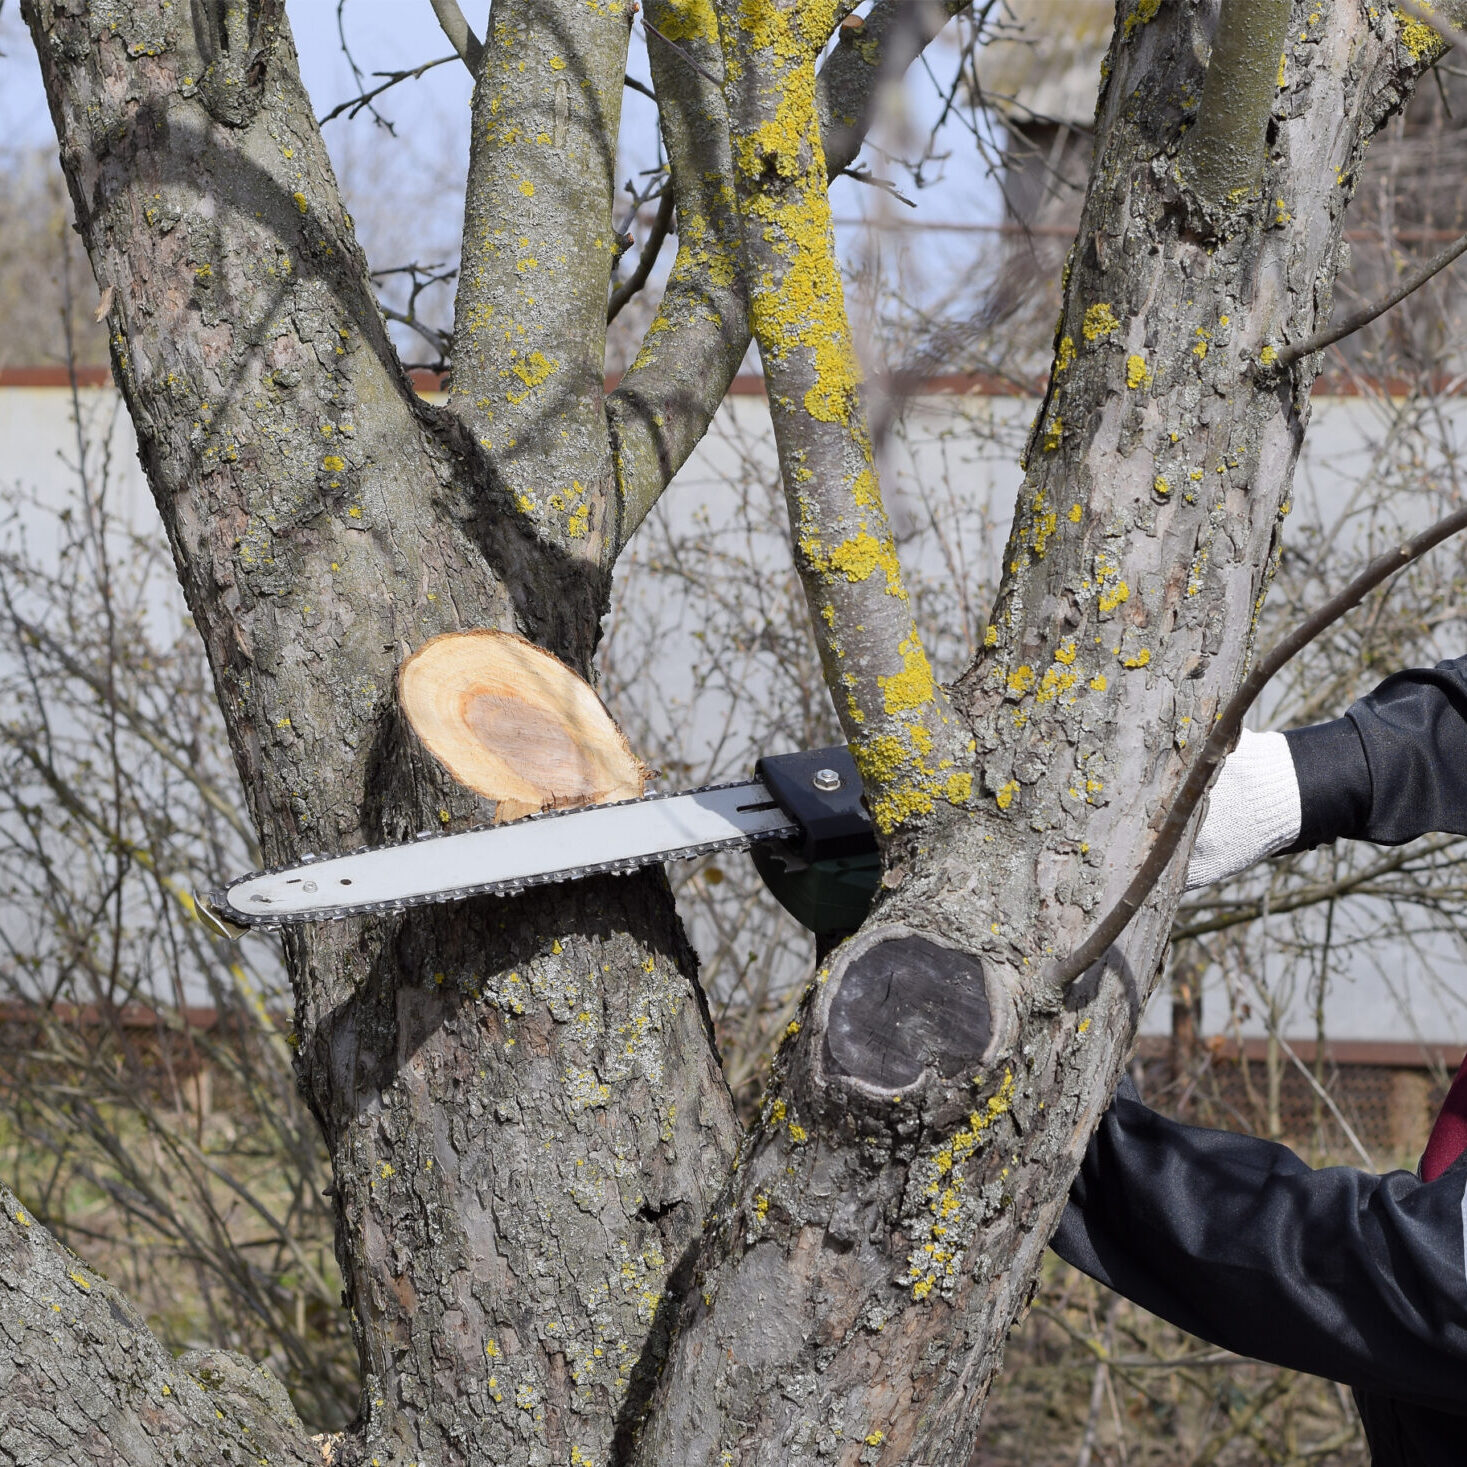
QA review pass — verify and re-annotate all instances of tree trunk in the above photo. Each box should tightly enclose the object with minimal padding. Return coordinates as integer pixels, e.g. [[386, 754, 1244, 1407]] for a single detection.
[[13, 0, 1450, 1464], [20, 4, 739, 1464], [632, 1, 1438, 1462]]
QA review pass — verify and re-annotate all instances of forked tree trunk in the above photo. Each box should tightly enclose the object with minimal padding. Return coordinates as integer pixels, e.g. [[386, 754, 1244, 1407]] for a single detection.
[[632, 0, 1438, 1460], [10, 0, 1448, 1464]]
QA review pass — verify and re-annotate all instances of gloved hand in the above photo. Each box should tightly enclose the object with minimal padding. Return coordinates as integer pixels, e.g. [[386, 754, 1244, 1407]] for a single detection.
[[1185, 728, 1301, 890]]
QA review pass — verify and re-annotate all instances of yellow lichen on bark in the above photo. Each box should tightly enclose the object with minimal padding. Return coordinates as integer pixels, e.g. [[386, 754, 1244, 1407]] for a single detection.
[[655, 0, 720, 42], [720, 0, 974, 836]]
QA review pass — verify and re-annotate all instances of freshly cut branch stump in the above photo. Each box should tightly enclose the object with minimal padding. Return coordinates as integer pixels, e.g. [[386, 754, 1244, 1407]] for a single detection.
[[399, 630, 648, 822]]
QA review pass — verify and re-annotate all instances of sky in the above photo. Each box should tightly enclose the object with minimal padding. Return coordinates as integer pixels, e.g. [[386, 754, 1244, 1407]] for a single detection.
[[0, 1, 1006, 357], [1, 3, 478, 149]]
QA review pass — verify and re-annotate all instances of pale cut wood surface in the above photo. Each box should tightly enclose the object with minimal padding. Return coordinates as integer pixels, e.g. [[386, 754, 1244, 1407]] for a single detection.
[[398, 630, 648, 822]]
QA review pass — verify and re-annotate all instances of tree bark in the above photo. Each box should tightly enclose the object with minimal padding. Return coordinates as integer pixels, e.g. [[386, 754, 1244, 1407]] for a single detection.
[[14, 0, 1453, 1464], [1, 1181, 319, 1466], [631, 1, 1439, 1462], [20, 4, 739, 1464]]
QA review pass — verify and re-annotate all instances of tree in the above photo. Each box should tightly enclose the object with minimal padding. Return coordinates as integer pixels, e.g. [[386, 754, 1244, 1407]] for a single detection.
[[5, 1, 1455, 1464]]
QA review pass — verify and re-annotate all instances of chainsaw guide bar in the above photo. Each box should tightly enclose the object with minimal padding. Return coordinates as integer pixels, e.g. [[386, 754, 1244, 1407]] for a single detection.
[[200, 779, 801, 934]]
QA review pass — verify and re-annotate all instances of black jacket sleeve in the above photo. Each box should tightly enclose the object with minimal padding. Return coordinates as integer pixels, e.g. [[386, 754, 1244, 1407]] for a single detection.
[[1051, 1084, 1467, 1413], [1286, 654, 1467, 849]]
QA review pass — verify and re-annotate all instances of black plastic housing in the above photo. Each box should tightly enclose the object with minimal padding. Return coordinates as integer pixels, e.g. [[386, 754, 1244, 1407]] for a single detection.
[[753, 745, 878, 861]]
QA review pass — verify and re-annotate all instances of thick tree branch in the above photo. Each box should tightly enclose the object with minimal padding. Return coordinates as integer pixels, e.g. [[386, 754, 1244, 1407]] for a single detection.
[[429, 0, 484, 72], [21, 0, 429, 856], [1050, 500, 1467, 988], [1179, 0, 1293, 217], [448, 0, 632, 563], [634, 2, 1435, 1460], [816, 0, 975, 174], [1, 1181, 318, 1465], [716, 0, 972, 835], [606, 0, 979, 556], [605, 0, 749, 551]]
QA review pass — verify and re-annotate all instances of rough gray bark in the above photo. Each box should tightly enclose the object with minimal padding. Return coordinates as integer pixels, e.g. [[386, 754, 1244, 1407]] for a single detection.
[[630, 1, 1444, 1463], [11, 0, 1454, 1465], [19, 5, 737, 1465], [1, 1180, 319, 1465]]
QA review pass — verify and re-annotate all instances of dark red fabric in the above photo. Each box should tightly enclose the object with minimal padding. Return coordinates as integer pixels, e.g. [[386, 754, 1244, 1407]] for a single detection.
[[1419, 1054, 1467, 1182]]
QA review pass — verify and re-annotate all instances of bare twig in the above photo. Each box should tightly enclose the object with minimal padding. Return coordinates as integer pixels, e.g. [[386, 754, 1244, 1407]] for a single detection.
[[1273, 228, 1467, 366], [1074, 1297, 1119, 1467], [318, 55, 456, 126], [607, 187, 675, 322], [4, 613, 257, 856], [370, 259, 457, 367], [379, 305, 451, 357], [641, 17, 723, 86], [333, 0, 397, 133], [837, 167, 918, 207], [1171, 833, 1463, 939], [1272, 1031, 1376, 1168], [428, 0, 484, 72], [1050, 499, 1467, 988]]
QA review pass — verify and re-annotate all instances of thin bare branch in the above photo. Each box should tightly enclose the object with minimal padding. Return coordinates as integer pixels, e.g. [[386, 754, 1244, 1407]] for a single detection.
[[641, 17, 722, 86], [447, 0, 632, 562], [5, 613, 257, 857], [1051, 500, 1467, 988], [607, 187, 674, 323], [818, 0, 979, 175], [428, 0, 483, 72], [318, 54, 456, 126], [1172, 833, 1462, 939], [1273, 228, 1467, 365]]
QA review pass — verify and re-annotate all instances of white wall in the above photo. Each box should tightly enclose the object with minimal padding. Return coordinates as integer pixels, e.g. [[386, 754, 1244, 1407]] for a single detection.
[[8, 382, 1467, 1046]]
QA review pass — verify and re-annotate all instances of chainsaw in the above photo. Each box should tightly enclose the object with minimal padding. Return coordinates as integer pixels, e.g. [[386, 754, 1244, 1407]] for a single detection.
[[196, 745, 882, 941]]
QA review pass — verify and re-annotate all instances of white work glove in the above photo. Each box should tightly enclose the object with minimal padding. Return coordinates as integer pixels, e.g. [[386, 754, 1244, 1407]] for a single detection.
[[1184, 728, 1302, 890]]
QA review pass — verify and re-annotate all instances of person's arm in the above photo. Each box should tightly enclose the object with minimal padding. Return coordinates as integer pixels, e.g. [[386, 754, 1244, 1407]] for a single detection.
[[1186, 654, 1467, 888], [1289, 654, 1467, 848], [1052, 1084, 1467, 1411]]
